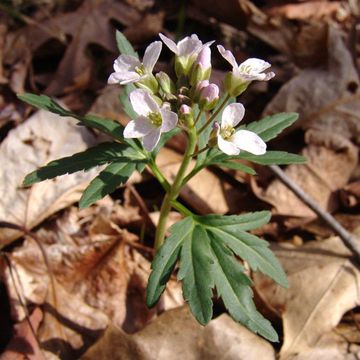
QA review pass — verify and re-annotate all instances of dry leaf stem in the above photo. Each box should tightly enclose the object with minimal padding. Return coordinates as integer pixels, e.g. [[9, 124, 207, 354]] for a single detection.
[[270, 165, 360, 262]]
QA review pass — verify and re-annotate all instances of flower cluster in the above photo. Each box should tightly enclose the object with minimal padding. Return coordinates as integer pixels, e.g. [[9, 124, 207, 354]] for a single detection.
[[109, 33, 273, 154]]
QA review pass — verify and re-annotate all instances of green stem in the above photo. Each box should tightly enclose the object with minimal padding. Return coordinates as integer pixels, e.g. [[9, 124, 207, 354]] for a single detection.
[[197, 94, 230, 135], [194, 110, 203, 126], [154, 126, 197, 251]]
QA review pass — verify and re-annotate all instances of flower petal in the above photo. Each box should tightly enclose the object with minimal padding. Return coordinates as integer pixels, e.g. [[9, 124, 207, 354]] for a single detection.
[[143, 128, 161, 151], [217, 45, 238, 70], [143, 41, 162, 72], [221, 103, 245, 129], [177, 35, 202, 57], [217, 135, 240, 156], [107, 71, 140, 85], [160, 109, 178, 132], [123, 117, 155, 138], [159, 33, 179, 54], [129, 89, 159, 116], [114, 55, 140, 73], [239, 58, 271, 73], [241, 71, 275, 81], [231, 130, 266, 155]]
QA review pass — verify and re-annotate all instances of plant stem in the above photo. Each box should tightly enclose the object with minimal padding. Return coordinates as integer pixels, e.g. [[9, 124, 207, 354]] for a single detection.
[[194, 110, 203, 126], [197, 94, 230, 135], [154, 126, 197, 251]]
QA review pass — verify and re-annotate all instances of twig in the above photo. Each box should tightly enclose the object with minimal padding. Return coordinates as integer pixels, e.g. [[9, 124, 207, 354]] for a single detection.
[[270, 165, 360, 262]]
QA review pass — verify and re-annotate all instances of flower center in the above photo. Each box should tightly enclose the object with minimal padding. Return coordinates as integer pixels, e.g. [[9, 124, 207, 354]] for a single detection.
[[135, 65, 145, 76], [239, 64, 252, 74], [148, 112, 162, 127], [221, 126, 235, 140]]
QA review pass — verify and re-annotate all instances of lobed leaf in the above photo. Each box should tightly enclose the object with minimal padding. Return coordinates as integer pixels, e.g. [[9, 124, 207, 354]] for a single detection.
[[23, 142, 145, 186], [244, 112, 299, 142], [79, 161, 141, 208], [147, 211, 287, 341], [18, 93, 126, 141], [237, 151, 306, 165], [116, 30, 138, 58]]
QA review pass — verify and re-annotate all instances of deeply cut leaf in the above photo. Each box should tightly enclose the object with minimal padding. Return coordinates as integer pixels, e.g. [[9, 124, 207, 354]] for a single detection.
[[18, 94, 126, 141], [147, 211, 286, 341], [79, 161, 140, 208], [244, 112, 299, 142], [23, 142, 146, 186], [116, 30, 139, 58]]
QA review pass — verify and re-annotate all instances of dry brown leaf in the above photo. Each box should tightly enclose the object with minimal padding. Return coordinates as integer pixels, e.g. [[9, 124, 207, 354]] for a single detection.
[[253, 236, 360, 359], [81, 306, 275, 360], [18, 0, 141, 95], [0, 308, 45, 360], [265, 1, 343, 21], [0, 107, 99, 247], [156, 147, 244, 214], [4, 201, 183, 358], [253, 27, 359, 218]]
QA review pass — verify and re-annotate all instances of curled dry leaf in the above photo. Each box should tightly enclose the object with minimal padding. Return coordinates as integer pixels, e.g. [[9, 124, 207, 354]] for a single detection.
[[0, 107, 99, 247], [253, 236, 360, 359], [82, 306, 275, 360], [253, 27, 359, 218]]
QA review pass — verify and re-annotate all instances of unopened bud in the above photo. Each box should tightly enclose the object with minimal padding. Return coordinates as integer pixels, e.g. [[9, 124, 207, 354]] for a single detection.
[[208, 122, 220, 147], [189, 47, 212, 86], [156, 71, 176, 94], [199, 83, 219, 110], [179, 104, 194, 126], [192, 80, 209, 102]]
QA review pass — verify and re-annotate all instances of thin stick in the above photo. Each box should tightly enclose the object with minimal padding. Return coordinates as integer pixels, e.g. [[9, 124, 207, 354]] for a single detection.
[[270, 165, 360, 262]]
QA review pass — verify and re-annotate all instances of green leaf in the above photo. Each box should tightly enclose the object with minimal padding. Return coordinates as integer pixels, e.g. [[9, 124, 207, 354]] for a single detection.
[[152, 127, 181, 156], [237, 150, 306, 165], [23, 142, 145, 186], [18, 93, 126, 141], [209, 236, 279, 342], [146, 217, 193, 307], [116, 30, 138, 58], [210, 227, 288, 288], [177, 224, 215, 325], [244, 112, 299, 142], [147, 211, 286, 341], [216, 161, 256, 174], [79, 161, 140, 208]]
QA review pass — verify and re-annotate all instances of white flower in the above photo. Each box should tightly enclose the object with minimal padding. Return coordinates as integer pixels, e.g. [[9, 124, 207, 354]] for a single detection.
[[123, 89, 178, 151], [217, 45, 275, 82], [159, 33, 214, 76], [108, 41, 162, 85], [216, 103, 266, 156]]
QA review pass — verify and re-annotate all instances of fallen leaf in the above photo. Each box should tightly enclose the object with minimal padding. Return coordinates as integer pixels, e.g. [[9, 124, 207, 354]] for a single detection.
[[4, 200, 183, 357], [0, 107, 98, 247], [0, 308, 45, 360], [253, 27, 359, 218], [18, 0, 142, 95], [81, 306, 276, 360], [253, 236, 360, 359]]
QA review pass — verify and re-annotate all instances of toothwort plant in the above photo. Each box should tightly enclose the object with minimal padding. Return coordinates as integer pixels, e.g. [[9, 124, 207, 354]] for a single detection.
[[19, 31, 305, 341]]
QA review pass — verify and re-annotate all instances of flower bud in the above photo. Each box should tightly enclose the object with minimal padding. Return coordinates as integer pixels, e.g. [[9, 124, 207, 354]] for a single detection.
[[179, 104, 194, 126], [199, 83, 219, 110], [156, 71, 176, 95], [189, 47, 212, 86], [191, 80, 209, 103]]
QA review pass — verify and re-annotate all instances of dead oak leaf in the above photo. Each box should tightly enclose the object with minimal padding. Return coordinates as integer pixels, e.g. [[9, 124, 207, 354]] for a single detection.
[[81, 306, 275, 360], [20, 0, 141, 95], [253, 237, 360, 359]]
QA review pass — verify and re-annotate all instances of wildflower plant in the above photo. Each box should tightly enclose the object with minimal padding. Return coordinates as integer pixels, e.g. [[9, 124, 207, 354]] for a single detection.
[[19, 31, 306, 342]]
